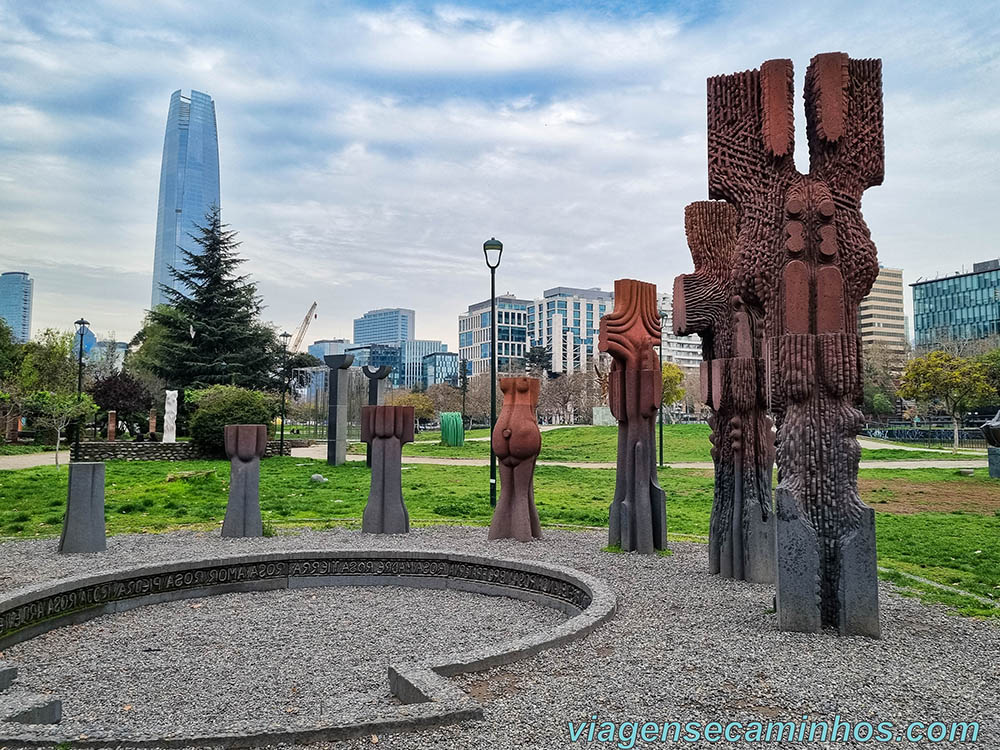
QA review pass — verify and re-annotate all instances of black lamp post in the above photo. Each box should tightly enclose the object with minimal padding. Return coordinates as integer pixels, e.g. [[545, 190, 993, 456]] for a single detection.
[[279, 331, 292, 457], [483, 237, 503, 509], [658, 311, 666, 468], [73, 318, 89, 461]]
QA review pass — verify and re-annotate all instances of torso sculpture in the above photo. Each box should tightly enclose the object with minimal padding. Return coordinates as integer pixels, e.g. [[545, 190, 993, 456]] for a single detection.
[[361, 405, 414, 534], [488, 377, 542, 542], [708, 53, 883, 636], [221, 424, 267, 538], [598, 279, 667, 554], [673, 201, 775, 582]]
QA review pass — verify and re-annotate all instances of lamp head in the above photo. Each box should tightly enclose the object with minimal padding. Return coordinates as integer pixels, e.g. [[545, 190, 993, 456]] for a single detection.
[[483, 237, 503, 269]]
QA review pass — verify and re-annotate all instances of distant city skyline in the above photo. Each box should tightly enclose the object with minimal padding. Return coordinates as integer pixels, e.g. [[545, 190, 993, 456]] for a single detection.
[[0, 271, 33, 343], [1, 2, 998, 351]]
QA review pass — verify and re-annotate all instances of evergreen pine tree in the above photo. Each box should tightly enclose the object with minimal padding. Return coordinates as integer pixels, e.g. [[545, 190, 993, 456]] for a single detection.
[[149, 206, 280, 389]]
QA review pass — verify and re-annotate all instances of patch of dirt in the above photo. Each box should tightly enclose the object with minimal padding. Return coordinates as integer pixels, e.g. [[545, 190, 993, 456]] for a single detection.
[[464, 672, 522, 702], [860, 479, 1000, 514]]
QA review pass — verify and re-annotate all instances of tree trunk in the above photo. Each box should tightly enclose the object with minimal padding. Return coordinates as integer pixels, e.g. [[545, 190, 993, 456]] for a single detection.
[[952, 415, 959, 453], [54, 428, 62, 468]]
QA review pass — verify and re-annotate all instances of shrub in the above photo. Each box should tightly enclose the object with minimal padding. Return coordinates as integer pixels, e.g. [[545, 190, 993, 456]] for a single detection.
[[188, 385, 278, 456]]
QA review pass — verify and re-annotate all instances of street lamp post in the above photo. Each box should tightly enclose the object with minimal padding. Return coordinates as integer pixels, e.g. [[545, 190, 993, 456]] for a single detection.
[[658, 311, 666, 468], [73, 318, 89, 461], [483, 237, 503, 509], [279, 331, 292, 457]]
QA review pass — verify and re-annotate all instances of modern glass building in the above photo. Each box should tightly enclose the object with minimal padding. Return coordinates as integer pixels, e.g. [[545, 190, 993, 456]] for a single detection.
[[458, 294, 531, 377], [0, 271, 33, 342], [307, 338, 352, 360], [353, 308, 415, 346], [912, 259, 1000, 348], [422, 351, 459, 388], [151, 89, 220, 308], [528, 287, 612, 374]]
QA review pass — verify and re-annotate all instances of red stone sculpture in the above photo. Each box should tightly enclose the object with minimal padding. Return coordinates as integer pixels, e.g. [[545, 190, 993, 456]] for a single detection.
[[598, 279, 666, 554], [361, 405, 414, 534], [673, 201, 775, 583], [488, 377, 542, 542], [708, 53, 883, 636]]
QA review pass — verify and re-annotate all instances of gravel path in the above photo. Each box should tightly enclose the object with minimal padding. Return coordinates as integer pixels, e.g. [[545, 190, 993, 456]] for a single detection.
[[2, 527, 998, 749]]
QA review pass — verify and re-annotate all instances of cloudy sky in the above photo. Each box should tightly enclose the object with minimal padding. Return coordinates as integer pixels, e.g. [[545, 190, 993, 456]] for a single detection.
[[1, 0, 998, 350]]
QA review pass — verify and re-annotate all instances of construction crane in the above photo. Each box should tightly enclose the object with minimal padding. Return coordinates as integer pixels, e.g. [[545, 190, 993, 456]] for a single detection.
[[290, 302, 317, 352]]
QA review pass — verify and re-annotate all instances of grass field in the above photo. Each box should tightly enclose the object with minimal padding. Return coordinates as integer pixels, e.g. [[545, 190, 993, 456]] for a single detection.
[[349, 424, 983, 463], [0, 457, 997, 617]]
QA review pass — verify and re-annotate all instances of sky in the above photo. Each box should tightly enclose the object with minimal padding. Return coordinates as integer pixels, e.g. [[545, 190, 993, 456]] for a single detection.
[[1, 0, 998, 351]]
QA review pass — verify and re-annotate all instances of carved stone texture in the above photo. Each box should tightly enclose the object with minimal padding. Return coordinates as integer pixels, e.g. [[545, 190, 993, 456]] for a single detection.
[[148, 408, 157, 435], [163, 390, 178, 443], [673, 201, 775, 583], [324, 354, 355, 466], [361, 405, 414, 534], [598, 279, 667, 554], [708, 53, 883, 636], [221, 424, 267, 538], [58, 462, 106, 554], [106, 410, 116, 442], [489, 378, 542, 542], [362, 364, 392, 467]]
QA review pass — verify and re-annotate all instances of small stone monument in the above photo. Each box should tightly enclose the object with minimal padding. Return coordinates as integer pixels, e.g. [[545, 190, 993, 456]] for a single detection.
[[361, 405, 414, 534], [489, 378, 542, 542], [324, 354, 354, 466], [982, 410, 1000, 479], [58, 462, 106, 554], [221, 424, 267, 538], [106, 410, 117, 442], [163, 390, 178, 443], [148, 407, 157, 435]]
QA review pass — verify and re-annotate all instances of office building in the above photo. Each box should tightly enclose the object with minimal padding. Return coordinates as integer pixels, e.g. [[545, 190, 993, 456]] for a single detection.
[[527, 287, 612, 374], [88, 340, 128, 371], [0, 271, 33, 342], [422, 351, 459, 388], [353, 308, 415, 346], [912, 259, 1000, 348], [859, 266, 907, 356], [458, 294, 531, 377], [308, 338, 352, 361], [657, 293, 703, 370], [151, 89, 221, 308], [401, 339, 446, 389]]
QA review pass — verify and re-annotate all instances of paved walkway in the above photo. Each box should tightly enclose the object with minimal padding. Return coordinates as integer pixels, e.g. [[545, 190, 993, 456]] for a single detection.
[[857, 438, 985, 454], [0, 452, 65, 470]]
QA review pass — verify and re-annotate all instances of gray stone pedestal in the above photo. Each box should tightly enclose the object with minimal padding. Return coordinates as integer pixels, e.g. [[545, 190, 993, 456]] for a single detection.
[[988, 446, 1000, 479], [324, 354, 354, 466], [361, 405, 414, 534], [58, 462, 106, 554], [221, 425, 267, 538]]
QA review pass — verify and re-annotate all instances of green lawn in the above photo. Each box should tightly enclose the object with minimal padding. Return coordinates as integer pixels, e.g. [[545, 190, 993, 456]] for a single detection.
[[349, 424, 982, 463], [0, 458, 996, 618], [0, 444, 53, 456]]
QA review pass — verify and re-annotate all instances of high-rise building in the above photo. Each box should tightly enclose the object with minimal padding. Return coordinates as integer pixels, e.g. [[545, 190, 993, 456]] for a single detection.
[[353, 308, 415, 346], [912, 259, 1000, 348], [458, 294, 531, 377], [151, 89, 221, 308], [307, 338, 352, 360], [527, 287, 612, 374], [657, 292, 703, 370], [0, 272, 33, 342], [422, 351, 459, 388], [859, 266, 907, 356]]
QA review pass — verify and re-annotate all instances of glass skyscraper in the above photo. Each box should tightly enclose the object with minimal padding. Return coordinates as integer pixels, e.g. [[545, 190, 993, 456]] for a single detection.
[[912, 259, 1000, 347], [353, 308, 415, 346], [0, 271, 33, 342], [151, 89, 220, 308]]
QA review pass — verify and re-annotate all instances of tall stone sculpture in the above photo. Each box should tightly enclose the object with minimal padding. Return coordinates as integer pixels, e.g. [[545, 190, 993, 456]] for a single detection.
[[598, 279, 667, 554], [361, 405, 414, 534], [148, 408, 157, 436], [163, 390, 178, 443], [324, 354, 354, 466], [673, 201, 775, 583], [58, 462, 106, 554], [362, 365, 392, 467], [221, 424, 267, 538], [708, 53, 884, 636], [106, 410, 117, 442], [982, 410, 1000, 479], [489, 377, 542, 542]]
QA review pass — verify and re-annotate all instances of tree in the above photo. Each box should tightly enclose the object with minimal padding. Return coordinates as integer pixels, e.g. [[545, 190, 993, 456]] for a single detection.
[[89, 371, 153, 437], [24, 391, 97, 468], [0, 319, 23, 382], [386, 390, 435, 421], [862, 342, 900, 420], [524, 346, 550, 377], [898, 351, 995, 451], [660, 363, 685, 422], [981, 347, 1000, 399], [426, 383, 462, 414], [145, 206, 281, 390], [18, 329, 75, 393], [188, 385, 278, 456]]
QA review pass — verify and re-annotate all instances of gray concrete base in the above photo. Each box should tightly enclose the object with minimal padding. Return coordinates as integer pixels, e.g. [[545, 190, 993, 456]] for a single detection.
[[988, 445, 1000, 479], [0, 695, 62, 724], [221, 458, 263, 538], [58, 463, 106, 554], [743, 507, 776, 585], [0, 549, 616, 748], [774, 488, 822, 634], [837, 507, 881, 638], [0, 663, 16, 692]]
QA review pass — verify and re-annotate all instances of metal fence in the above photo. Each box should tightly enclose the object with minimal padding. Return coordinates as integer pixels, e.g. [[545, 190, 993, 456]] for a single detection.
[[861, 425, 987, 450]]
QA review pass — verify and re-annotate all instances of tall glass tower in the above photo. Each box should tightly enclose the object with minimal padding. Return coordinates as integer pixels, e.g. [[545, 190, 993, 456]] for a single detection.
[[150, 89, 220, 308], [0, 271, 33, 342]]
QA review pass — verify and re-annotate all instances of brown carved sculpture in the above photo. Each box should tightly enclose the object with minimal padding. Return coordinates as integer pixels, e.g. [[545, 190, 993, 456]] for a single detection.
[[489, 377, 542, 542], [361, 405, 414, 534], [673, 201, 775, 583], [221, 424, 268, 538], [708, 53, 883, 636], [598, 279, 667, 554]]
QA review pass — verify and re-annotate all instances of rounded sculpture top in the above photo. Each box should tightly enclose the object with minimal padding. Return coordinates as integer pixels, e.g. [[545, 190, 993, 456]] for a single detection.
[[224, 424, 268, 461]]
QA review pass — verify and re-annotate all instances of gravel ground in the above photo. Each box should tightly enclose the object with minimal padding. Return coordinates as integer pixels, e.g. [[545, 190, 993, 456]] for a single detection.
[[2, 527, 999, 749]]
